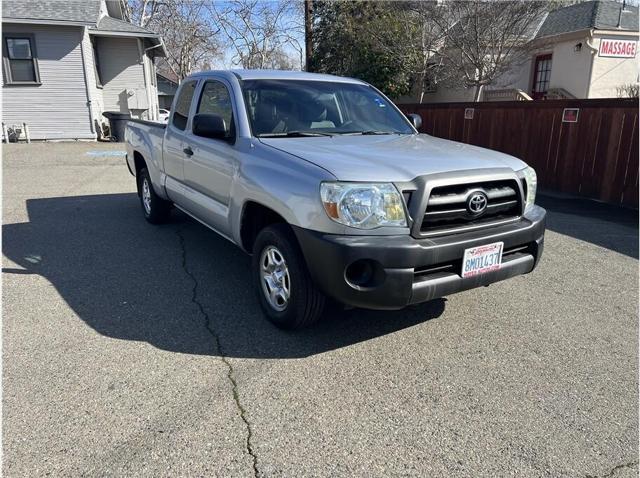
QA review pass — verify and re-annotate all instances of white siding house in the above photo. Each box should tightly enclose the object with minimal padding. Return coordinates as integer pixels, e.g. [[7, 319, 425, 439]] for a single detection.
[[2, 24, 95, 140], [157, 71, 179, 110], [2, 0, 166, 141]]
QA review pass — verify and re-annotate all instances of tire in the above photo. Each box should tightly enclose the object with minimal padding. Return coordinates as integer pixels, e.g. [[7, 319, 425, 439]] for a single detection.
[[252, 224, 326, 329], [138, 167, 171, 224]]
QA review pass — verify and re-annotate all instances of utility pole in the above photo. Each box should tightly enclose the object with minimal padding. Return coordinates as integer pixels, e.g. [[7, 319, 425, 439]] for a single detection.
[[304, 0, 313, 71]]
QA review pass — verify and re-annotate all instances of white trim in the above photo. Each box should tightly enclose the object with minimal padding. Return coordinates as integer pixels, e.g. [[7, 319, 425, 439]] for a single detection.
[[79, 26, 97, 136], [592, 29, 640, 37], [3, 18, 94, 27], [89, 30, 160, 39], [533, 28, 592, 44], [535, 28, 639, 44], [137, 38, 153, 121], [585, 30, 598, 98]]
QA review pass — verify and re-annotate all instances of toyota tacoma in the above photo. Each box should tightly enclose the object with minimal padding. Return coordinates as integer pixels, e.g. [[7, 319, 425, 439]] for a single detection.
[[125, 70, 545, 329]]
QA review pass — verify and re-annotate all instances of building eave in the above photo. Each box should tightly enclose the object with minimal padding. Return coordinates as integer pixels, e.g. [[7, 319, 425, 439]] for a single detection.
[[2, 18, 94, 27], [532, 28, 593, 46], [592, 29, 640, 36], [89, 30, 167, 57], [88, 30, 160, 39]]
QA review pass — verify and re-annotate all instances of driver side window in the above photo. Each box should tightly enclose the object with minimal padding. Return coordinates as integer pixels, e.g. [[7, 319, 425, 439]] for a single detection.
[[197, 80, 235, 138]]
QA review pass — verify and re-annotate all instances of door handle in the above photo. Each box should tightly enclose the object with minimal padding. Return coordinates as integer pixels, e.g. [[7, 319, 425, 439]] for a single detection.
[[183, 146, 194, 157]]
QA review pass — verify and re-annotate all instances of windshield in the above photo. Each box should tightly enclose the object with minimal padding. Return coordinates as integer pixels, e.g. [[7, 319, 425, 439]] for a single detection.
[[241, 79, 414, 137]]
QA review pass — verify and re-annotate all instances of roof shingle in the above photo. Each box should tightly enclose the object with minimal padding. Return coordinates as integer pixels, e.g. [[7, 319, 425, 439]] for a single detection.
[[91, 16, 157, 36], [2, 0, 100, 25], [536, 0, 639, 38]]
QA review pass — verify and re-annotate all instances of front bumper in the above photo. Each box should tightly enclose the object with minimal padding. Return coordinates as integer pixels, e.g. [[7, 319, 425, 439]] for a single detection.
[[293, 205, 546, 310]]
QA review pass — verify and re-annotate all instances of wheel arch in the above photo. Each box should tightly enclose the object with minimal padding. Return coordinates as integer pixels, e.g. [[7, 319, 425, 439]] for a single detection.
[[131, 149, 169, 200], [133, 150, 146, 177], [239, 200, 291, 254]]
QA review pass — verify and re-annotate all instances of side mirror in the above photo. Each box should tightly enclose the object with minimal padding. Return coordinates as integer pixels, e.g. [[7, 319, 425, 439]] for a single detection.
[[407, 113, 422, 131], [193, 113, 229, 141]]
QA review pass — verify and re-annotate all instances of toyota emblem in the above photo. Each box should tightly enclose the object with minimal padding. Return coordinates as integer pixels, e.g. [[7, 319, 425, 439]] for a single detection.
[[467, 191, 488, 215]]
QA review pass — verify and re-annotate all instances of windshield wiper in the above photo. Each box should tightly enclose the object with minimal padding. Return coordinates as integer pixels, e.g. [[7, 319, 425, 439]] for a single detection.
[[336, 130, 399, 136], [257, 131, 333, 138]]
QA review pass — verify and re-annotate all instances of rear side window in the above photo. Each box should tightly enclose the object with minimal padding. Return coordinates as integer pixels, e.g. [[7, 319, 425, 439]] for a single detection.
[[172, 80, 197, 131], [197, 80, 234, 138]]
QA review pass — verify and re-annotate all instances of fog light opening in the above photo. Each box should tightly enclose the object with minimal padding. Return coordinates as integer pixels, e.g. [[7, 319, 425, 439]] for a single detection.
[[344, 259, 386, 289]]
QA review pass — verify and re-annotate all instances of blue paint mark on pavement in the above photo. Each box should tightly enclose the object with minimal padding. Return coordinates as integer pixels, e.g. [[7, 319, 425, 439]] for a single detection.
[[86, 150, 126, 157]]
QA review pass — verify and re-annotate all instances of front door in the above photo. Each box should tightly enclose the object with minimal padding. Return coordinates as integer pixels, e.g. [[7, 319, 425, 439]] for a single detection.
[[531, 54, 552, 100], [182, 79, 237, 235]]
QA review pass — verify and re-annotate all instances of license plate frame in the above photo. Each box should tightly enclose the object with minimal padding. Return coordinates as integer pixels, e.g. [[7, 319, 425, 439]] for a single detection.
[[461, 242, 504, 278]]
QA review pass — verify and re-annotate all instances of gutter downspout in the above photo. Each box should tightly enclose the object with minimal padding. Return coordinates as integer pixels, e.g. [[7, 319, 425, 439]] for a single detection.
[[79, 26, 96, 137], [136, 38, 152, 120], [144, 42, 164, 55], [585, 29, 599, 98], [144, 42, 164, 121]]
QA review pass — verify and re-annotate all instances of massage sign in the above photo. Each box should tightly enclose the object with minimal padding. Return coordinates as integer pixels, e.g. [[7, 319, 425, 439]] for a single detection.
[[598, 39, 637, 58]]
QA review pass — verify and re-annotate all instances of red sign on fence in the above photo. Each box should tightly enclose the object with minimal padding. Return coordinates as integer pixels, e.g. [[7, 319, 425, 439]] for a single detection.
[[562, 108, 579, 123]]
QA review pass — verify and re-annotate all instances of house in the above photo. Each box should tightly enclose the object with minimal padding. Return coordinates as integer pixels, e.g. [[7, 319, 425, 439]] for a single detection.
[[403, 0, 639, 103], [156, 71, 178, 110], [2, 0, 166, 141]]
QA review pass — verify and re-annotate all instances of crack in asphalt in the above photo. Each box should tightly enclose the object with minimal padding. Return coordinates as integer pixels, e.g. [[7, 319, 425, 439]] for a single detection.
[[586, 460, 639, 478], [176, 228, 260, 478]]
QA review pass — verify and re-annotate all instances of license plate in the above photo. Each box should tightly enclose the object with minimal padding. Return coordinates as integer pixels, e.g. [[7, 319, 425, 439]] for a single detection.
[[462, 242, 504, 278]]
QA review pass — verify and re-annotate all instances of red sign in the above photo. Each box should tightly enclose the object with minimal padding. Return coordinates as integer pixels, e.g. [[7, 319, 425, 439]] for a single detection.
[[562, 108, 579, 123], [598, 39, 637, 58]]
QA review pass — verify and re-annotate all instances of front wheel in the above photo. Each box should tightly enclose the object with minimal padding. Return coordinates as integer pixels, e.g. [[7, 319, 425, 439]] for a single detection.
[[138, 167, 171, 224], [252, 224, 325, 329]]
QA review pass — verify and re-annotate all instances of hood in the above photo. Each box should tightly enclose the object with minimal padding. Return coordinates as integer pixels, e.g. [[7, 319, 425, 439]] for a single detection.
[[259, 134, 527, 182]]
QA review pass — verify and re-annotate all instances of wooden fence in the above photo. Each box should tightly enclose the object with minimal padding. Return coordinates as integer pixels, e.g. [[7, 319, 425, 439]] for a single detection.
[[399, 99, 638, 208]]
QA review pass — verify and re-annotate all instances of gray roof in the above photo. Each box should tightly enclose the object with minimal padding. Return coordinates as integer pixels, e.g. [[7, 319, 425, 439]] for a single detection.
[[2, 0, 100, 25], [91, 16, 157, 36], [536, 0, 639, 38], [2, 0, 162, 41]]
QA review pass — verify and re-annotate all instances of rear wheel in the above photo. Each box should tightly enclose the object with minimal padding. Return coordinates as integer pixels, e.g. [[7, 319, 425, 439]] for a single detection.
[[138, 167, 171, 224], [252, 224, 325, 329]]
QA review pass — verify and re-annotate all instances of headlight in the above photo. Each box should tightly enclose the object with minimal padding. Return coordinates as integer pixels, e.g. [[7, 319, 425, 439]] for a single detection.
[[320, 182, 407, 229], [523, 166, 537, 210]]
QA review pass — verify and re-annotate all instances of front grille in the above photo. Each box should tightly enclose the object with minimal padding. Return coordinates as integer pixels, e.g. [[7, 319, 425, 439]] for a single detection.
[[420, 179, 522, 235]]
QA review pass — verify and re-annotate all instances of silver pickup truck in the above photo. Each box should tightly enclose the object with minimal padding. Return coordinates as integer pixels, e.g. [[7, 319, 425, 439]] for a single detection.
[[125, 70, 545, 329]]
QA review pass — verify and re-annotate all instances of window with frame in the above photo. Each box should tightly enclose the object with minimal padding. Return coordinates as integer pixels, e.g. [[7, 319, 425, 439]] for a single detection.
[[3, 35, 40, 84], [532, 54, 552, 99], [196, 81, 235, 139], [172, 80, 197, 131]]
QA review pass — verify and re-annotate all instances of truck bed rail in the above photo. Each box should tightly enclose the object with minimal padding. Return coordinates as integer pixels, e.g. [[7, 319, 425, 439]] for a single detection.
[[127, 118, 167, 129]]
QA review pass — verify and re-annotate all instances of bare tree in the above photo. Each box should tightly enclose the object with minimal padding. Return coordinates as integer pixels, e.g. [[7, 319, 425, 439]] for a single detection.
[[210, 0, 304, 70], [126, 0, 222, 80], [430, 0, 548, 101], [362, 1, 445, 103], [121, 0, 163, 27], [617, 83, 640, 98]]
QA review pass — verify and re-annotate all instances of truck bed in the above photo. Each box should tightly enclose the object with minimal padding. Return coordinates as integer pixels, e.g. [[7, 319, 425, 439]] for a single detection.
[[127, 118, 167, 129]]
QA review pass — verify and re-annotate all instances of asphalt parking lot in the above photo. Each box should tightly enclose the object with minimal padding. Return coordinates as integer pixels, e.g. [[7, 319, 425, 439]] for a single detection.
[[3, 142, 638, 477]]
